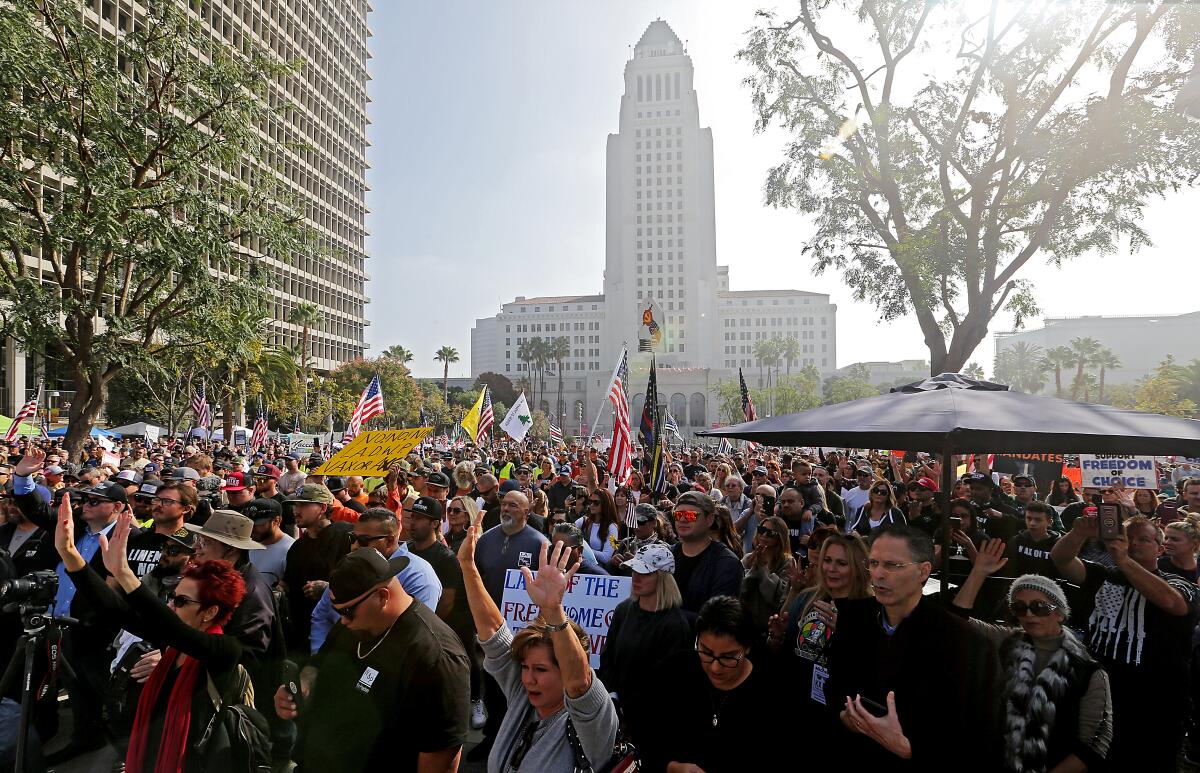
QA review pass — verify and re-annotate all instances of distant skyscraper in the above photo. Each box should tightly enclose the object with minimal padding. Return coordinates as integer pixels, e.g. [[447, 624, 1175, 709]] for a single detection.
[[472, 20, 838, 435]]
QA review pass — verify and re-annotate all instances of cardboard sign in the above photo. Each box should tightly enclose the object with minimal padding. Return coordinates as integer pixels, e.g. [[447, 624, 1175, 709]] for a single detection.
[[1079, 454, 1158, 489], [501, 569, 631, 668], [315, 428, 432, 476], [233, 429, 248, 447], [991, 454, 1066, 498]]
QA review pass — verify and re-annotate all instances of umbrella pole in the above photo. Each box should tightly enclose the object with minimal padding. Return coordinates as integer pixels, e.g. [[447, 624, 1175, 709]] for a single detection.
[[939, 442, 956, 596]]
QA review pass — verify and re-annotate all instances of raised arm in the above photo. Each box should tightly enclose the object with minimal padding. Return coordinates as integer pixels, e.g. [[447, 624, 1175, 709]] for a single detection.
[[522, 541, 590, 698], [457, 524, 505, 641], [953, 539, 1007, 611], [1107, 535, 1189, 616], [1051, 514, 1096, 585]]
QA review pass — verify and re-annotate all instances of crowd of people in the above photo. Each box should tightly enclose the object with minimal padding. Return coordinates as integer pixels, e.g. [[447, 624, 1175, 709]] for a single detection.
[[1, 433, 1199, 771]]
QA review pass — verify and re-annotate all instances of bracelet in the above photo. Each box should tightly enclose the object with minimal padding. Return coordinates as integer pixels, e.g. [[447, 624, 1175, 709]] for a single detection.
[[544, 618, 571, 633]]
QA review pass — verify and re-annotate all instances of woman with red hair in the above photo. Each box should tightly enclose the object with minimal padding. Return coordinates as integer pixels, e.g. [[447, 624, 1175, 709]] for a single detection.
[[54, 503, 246, 773]]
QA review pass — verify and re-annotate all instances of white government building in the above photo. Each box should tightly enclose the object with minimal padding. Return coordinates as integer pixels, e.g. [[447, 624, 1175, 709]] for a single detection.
[[471, 20, 837, 436]]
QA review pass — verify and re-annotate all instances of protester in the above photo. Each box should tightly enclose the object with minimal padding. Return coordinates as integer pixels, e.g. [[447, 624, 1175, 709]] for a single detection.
[[281, 484, 353, 654], [574, 488, 620, 565], [275, 548, 470, 771], [1051, 513, 1197, 769], [551, 522, 609, 575], [459, 532, 620, 772], [846, 478, 906, 537], [739, 514, 794, 632], [952, 538, 1112, 771], [1048, 476, 1081, 507], [610, 503, 662, 573], [247, 498, 294, 585], [670, 491, 743, 613], [1161, 515, 1200, 582], [1003, 500, 1061, 579]]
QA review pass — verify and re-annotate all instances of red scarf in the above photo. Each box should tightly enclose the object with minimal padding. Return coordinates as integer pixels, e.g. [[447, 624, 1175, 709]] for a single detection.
[[126, 624, 223, 773]]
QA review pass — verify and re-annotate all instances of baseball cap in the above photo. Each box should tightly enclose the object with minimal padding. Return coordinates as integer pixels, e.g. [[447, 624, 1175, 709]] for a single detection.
[[134, 481, 161, 499], [83, 481, 128, 504], [558, 465, 572, 476], [45, 465, 65, 475], [163, 527, 197, 552], [220, 471, 249, 491], [244, 498, 283, 522], [329, 548, 410, 604], [411, 496, 443, 520], [115, 469, 142, 484], [325, 476, 347, 493], [168, 466, 200, 482], [966, 472, 993, 486], [912, 477, 939, 492], [286, 484, 334, 505], [633, 503, 658, 524], [254, 464, 281, 480], [143, 463, 160, 474], [288, 452, 302, 461], [516, 465, 532, 474], [426, 471, 450, 489], [623, 543, 675, 574], [1013, 473, 1037, 486], [752, 466, 768, 476], [499, 479, 521, 495]]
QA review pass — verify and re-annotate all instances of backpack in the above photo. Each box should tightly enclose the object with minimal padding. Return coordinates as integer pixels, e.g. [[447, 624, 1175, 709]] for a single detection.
[[196, 664, 272, 773]]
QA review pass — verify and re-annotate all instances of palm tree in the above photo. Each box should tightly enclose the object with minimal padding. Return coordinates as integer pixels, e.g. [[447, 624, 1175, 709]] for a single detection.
[[753, 339, 775, 390], [1092, 347, 1121, 403], [994, 342, 1046, 393], [963, 362, 985, 380], [527, 337, 550, 412], [1079, 372, 1100, 403], [1068, 337, 1102, 400], [434, 346, 459, 402], [781, 335, 801, 376], [550, 336, 570, 427], [1174, 358, 1200, 406], [252, 346, 302, 405], [383, 345, 414, 365], [288, 303, 324, 385], [516, 339, 534, 399], [1041, 346, 1075, 398]]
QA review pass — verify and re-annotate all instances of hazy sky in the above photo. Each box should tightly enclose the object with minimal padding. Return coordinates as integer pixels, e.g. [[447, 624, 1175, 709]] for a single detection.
[[364, 1, 1199, 380]]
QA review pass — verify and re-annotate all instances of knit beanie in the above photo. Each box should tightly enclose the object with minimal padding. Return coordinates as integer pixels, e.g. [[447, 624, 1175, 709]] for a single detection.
[[1007, 573, 1070, 617]]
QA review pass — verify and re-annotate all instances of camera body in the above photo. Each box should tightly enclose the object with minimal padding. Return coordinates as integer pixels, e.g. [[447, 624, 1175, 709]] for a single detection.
[[0, 569, 59, 609]]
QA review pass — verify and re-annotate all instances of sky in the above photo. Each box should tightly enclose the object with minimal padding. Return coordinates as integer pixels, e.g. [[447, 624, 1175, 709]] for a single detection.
[[363, 1, 1200, 380]]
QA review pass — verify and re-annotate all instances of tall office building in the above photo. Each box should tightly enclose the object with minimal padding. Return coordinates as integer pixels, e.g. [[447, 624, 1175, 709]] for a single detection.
[[472, 19, 838, 435], [2, 0, 371, 415]]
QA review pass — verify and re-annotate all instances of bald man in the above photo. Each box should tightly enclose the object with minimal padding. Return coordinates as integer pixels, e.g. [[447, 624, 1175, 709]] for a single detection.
[[473, 490, 548, 607]]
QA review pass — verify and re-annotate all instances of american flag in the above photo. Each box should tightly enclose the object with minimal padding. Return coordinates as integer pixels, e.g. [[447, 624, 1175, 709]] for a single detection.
[[606, 347, 633, 485], [5, 382, 40, 442], [250, 399, 269, 450], [191, 382, 211, 436], [663, 411, 683, 442], [738, 369, 759, 451], [549, 422, 563, 446], [345, 375, 384, 441], [717, 437, 733, 456], [477, 387, 494, 443]]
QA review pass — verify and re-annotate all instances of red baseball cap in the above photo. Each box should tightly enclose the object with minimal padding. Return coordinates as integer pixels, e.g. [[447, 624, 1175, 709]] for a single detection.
[[221, 471, 250, 492], [913, 476, 939, 492]]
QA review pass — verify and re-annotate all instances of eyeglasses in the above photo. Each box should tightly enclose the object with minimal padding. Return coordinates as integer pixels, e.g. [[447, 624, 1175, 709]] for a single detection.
[[674, 509, 701, 522], [1011, 600, 1058, 617], [446, 506, 466, 515], [161, 545, 191, 557], [154, 497, 182, 506], [350, 534, 390, 548], [332, 587, 381, 620], [867, 559, 921, 573], [694, 638, 746, 668], [166, 591, 199, 608], [81, 496, 111, 507], [757, 528, 779, 540], [588, 499, 602, 506], [1014, 482, 1035, 488], [871, 488, 890, 495]]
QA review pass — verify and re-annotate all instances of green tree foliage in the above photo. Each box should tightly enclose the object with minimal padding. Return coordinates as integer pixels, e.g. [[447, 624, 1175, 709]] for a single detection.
[[1041, 347, 1076, 398], [740, 2, 1200, 374], [0, 0, 311, 457], [993, 342, 1045, 394], [1106, 356, 1197, 417], [434, 346, 459, 402], [823, 377, 880, 405], [382, 345, 415, 364], [326, 357, 428, 432], [474, 372, 519, 407]]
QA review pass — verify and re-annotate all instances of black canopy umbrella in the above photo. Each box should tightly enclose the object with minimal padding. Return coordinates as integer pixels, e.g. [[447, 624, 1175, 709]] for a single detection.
[[699, 373, 1200, 591]]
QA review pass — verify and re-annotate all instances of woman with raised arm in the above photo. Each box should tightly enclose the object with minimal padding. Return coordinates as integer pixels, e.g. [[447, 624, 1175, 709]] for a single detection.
[[953, 538, 1112, 772], [458, 523, 619, 772], [53, 502, 246, 773]]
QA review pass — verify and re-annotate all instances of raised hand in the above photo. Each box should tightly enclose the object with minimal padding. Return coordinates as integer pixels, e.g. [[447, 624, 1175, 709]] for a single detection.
[[98, 511, 134, 579], [767, 610, 790, 642], [973, 538, 1008, 576], [457, 523, 480, 569], [13, 446, 45, 478], [521, 540, 580, 611]]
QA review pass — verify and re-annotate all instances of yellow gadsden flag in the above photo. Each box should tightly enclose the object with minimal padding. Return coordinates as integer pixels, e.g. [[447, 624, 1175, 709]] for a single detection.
[[316, 428, 433, 477], [460, 387, 486, 442]]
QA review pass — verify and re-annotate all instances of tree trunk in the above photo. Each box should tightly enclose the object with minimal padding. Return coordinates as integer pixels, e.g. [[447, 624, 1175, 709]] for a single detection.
[[1054, 367, 1063, 398], [222, 388, 235, 444], [63, 366, 111, 462], [442, 361, 449, 402], [931, 320, 989, 376], [557, 362, 564, 428], [1071, 360, 1085, 401], [1098, 368, 1107, 403]]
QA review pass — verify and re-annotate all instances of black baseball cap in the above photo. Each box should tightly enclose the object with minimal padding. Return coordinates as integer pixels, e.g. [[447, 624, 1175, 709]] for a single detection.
[[83, 481, 128, 504], [329, 548, 409, 603], [426, 471, 450, 489], [325, 476, 347, 493], [411, 495, 443, 520], [134, 481, 161, 500], [244, 498, 283, 522], [163, 527, 197, 552]]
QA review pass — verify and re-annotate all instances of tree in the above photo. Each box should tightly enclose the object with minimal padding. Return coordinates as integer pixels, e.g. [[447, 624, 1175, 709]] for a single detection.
[[741, 3, 1200, 375], [474, 372, 519, 407], [434, 346, 459, 402], [1122, 357, 1197, 417], [1068, 337, 1102, 400], [382, 345, 414, 364], [327, 357, 426, 431], [1093, 347, 1121, 403], [516, 339, 535, 405], [0, 1, 308, 457], [774, 373, 822, 414], [550, 336, 570, 427], [781, 335, 802, 376], [1172, 358, 1200, 406], [823, 377, 879, 405], [993, 341, 1045, 394], [1041, 347, 1075, 398], [962, 362, 985, 380]]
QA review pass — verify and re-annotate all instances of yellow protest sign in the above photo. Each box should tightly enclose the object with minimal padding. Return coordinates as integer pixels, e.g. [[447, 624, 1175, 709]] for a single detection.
[[315, 428, 433, 476]]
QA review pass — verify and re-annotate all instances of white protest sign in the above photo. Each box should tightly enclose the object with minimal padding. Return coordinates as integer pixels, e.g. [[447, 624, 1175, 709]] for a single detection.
[[501, 569, 631, 668], [144, 426, 160, 444], [1079, 454, 1158, 489]]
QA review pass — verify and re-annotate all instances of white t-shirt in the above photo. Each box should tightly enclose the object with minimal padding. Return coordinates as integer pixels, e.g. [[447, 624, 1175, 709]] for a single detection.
[[250, 533, 295, 585], [842, 485, 871, 514]]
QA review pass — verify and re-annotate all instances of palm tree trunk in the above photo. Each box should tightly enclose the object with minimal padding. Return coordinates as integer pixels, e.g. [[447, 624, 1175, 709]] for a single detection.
[[557, 361, 564, 428], [1071, 360, 1085, 400], [442, 361, 449, 402], [1098, 367, 1106, 403], [1054, 367, 1063, 398]]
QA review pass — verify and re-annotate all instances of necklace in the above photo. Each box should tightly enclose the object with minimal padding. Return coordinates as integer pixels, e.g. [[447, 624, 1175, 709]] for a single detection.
[[708, 687, 731, 727], [356, 620, 395, 660]]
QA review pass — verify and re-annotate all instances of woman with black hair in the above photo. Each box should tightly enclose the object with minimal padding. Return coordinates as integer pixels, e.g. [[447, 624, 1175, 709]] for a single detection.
[[631, 595, 783, 771], [1048, 476, 1081, 507], [574, 488, 620, 565], [846, 480, 907, 537]]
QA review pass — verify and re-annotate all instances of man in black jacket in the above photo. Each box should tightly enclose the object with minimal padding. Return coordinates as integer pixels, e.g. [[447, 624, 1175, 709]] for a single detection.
[[826, 525, 999, 771], [669, 491, 742, 613]]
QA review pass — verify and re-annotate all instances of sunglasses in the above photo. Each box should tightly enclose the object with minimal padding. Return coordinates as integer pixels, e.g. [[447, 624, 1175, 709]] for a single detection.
[[757, 528, 779, 540], [588, 499, 602, 506], [1011, 600, 1058, 617], [350, 534, 390, 547], [81, 496, 112, 507], [871, 488, 890, 495], [161, 545, 191, 557], [166, 591, 199, 608], [674, 509, 701, 522], [446, 506, 466, 515], [333, 587, 381, 620]]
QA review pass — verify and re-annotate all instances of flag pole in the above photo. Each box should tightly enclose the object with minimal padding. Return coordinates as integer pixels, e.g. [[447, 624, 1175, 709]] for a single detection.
[[591, 343, 627, 444]]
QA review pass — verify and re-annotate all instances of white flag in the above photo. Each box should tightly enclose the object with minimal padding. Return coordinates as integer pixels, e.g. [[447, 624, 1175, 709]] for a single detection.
[[499, 392, 533, 442]]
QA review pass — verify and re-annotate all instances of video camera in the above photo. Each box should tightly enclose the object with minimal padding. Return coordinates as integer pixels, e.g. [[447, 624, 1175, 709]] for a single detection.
[[0, 569, 58, 610]]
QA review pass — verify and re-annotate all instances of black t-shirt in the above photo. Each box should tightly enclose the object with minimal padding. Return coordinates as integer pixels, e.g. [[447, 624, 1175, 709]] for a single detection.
[[1003, 530, 1060, 579], [673, 547, 702, 599], [683, 463, 707, 480], [301, 600, 471, 772], [409, 540, 469, 630], [127, 529, 167, 579], [975, 510, 1020, 543], [1158, 556, 1200, 584]]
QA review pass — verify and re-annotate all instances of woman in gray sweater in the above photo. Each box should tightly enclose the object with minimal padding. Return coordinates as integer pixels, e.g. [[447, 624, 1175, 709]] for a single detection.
[[954, 538, 1112, 772], [459, 523, 619, 772]]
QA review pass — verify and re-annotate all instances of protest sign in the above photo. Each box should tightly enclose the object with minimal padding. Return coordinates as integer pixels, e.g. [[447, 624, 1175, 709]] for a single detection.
[[991, 454, 1066, 497], [144, 425, 159, 443], [101, 450, 120, 468], [1079, 454, 1157, 489], [315, 428, 432, 476], [233, 429, 247, 447], [501, 569, 631, 668]]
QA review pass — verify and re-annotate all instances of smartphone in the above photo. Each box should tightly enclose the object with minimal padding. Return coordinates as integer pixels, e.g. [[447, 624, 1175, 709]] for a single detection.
[[859, 696, 889, 717], [1098, 503, 1122, 540], [949, 516, 962, 530], [280, 660, 304, 713]]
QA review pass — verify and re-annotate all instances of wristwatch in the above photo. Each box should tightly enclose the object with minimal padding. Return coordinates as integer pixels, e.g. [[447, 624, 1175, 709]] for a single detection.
[[544, 618, 571, 633]]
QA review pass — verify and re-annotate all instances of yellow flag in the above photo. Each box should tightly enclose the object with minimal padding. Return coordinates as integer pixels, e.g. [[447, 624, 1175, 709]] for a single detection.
[[460, 387, 485, 441]]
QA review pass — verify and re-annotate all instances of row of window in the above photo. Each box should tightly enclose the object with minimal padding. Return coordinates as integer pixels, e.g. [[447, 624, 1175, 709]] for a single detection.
[[724, 343, 828, 355], [722, 297, 825, 307], [635, 110, 682, 119], [508, 322, 601, 333], [507, 304, 601, 315], [509, 362, 603, 373], [635, 152, 682, 163], [635, 72, 681, 102], [726, 358, 828, 369]]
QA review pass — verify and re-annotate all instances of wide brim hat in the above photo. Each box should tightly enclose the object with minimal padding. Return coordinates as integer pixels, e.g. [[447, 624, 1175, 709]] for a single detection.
[[183, 509, 265, 551]]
